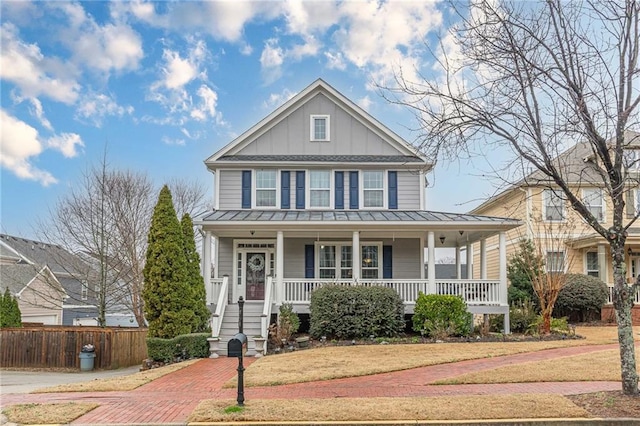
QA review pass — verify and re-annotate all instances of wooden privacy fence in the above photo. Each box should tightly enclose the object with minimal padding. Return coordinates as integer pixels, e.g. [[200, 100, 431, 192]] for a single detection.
[[0, 326, 148, 370]]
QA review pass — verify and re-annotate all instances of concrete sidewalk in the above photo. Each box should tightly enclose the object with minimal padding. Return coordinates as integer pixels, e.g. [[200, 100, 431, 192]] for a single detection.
[[0, 344, 627, 425]]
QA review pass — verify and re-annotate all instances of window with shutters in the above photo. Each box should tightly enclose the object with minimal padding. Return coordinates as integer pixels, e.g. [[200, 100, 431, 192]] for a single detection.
[[314, 242, 382, 279], [362, 171, 385, 208], [308, 170, 332, 208], [255, 170, 278, 208]]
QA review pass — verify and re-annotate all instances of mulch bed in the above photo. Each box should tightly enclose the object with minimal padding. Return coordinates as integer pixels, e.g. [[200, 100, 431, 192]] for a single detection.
[[568, 391, 640, 418]]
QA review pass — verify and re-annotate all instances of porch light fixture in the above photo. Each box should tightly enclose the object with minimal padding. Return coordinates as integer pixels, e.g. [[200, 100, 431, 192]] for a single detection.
[[439, 235, 446, 245], [459, 230, 464, 235], [250, 230, 255, 236]]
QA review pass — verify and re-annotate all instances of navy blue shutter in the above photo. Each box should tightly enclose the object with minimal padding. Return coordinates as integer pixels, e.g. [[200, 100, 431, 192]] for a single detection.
[[388, 171, 398, 209], [241, 170, 251, 209], [349, 171, 359, 209], [335, 171, 344, 209], [281, 171, 290, 209], [305, 245, 315, 278], [383, 245, 393, 279], [296, 171, 306, 209]]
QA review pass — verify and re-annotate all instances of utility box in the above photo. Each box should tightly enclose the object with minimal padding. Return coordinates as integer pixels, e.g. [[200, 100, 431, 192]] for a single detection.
[[227, 333, 247, 358]]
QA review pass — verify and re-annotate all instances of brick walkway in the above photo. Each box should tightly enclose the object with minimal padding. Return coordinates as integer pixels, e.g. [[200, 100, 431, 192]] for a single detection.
[[0, 344, 625, 424]]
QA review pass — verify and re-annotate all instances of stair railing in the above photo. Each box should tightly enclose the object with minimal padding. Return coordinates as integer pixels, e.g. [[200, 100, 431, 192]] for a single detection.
[[211, 275, 229, 338], [260, 275, 274, 340]]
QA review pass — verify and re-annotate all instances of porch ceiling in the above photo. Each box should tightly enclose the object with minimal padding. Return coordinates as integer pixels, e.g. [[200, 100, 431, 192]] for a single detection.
[[195, 209, 521, 246]]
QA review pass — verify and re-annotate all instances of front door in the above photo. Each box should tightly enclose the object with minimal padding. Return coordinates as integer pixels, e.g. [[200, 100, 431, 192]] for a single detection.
[[244, 251, 269, 301]]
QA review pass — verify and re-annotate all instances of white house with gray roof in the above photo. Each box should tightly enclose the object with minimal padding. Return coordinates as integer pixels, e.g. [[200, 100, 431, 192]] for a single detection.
[[196, 79, 521, 356]]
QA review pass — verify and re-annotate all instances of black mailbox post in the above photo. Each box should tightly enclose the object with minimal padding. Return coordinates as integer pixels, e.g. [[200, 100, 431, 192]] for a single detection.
[[227, 333, 247, 358]]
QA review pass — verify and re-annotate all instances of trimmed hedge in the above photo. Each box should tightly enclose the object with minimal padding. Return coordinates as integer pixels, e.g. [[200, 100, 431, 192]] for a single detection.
[[147, 332, 210, 362], [412, 293, 472, 338], [554, 274, 609, 322], [309, 285, 405, 339]]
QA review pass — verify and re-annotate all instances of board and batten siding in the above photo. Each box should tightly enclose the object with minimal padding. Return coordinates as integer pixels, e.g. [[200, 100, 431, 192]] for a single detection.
[[218, 170, 243, 210], [233, 94, 403, 157]]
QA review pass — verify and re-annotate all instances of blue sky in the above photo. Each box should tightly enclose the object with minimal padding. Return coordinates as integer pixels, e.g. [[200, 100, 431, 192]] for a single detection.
[[1, 1, 503, 239]]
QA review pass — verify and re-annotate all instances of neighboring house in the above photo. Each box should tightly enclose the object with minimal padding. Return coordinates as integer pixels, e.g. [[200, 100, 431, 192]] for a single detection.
[[0, 264, 66, 324], [470, 131, 640, 318], [0, 234, 99, 326], [195, 79, 521, 356]]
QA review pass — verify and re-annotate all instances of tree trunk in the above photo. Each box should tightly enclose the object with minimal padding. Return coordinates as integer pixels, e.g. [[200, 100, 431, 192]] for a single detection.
[[611, 244, 639, 396]]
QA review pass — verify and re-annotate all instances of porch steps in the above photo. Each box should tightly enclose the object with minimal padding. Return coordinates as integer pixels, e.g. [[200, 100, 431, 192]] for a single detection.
[[217, 303, 263, 357]]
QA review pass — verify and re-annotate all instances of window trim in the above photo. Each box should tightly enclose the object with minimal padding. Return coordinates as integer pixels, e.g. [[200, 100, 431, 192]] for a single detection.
[[310, 114, 330, 142], [252, 169, 280, 209], [543, 189, 565, 222], [306, 169, 334, 209], [585, 251, 599, 278], [582, 188, 605, 222], [359, 170, 387, 209]]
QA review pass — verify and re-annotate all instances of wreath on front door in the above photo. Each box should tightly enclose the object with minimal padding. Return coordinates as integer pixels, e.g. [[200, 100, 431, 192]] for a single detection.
[[247, 254, 265, 272]]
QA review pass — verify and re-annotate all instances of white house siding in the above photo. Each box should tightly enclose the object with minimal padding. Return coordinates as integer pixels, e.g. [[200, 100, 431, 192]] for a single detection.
[[397, 172, 421, 210], [234, 94, 402, 157], [218, 170, 242, 210], [18, 275, 63, 325]]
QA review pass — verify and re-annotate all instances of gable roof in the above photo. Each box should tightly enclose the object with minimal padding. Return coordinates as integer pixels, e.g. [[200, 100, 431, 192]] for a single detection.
[[471, 130, 640, 214], [0, 264, 65, 297], [205, 79, 430, 168]]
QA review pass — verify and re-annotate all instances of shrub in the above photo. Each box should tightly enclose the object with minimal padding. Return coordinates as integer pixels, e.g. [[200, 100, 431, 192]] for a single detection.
[[527, 315, 570, 335], [269, 303, 300, 346], [147, 332, 210, 362], [507, 240, 542, 308], [309, 285, 405, 339], [412, 293, 472, 338], [554, 274, 609, 322]]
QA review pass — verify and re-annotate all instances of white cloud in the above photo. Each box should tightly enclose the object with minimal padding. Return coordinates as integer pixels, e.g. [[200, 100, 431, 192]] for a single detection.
[[0, 109, 57, 186], [76, 92, 134, 127], [260, 39, 284, 69], [190, 85, 220, 122], [0, 23, 79, 104], [357, 96, 373, 112], [161, 49, 199, 90], [162, 136, 186, 146], [47, 133, 84, 158], [262, 88, 297, 109], [325, 51, 346, 70]]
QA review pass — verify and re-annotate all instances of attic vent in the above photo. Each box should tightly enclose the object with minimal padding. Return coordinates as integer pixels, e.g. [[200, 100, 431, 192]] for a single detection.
[[31, 244, 35, 250]]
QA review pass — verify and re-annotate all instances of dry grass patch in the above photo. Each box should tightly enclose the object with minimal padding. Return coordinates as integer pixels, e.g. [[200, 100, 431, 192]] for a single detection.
[[3, 402, 98, 424], [575, 325, 639, 344], [34, 359, 200, 393], [235, 335, 611, 387], [436, 348, 640, 385], [189, 395, 590, 422]]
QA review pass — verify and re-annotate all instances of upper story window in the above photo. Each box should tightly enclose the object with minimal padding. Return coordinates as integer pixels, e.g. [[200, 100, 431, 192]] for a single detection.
[[309, 170, 331, 208], [543, 189, 564, 221], [624, 149, 640, 171], [255, 170, 277, 207], [310, 115, 330, 141], [583, 188, 605, 222], [362, 171, 384, 208], [81, 281, 88, 301]]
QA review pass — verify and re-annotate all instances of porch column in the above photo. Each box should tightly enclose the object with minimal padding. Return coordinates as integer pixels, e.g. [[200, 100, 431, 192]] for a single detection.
[[455, 247, 462, 279], [276, 231, 284, 304], [212, 235, 218, 279], [598, 244, 607, 284], [353, 231, 360, 281], [203, 231, 212, 283], [480, 239, 487, 279], [499, 231, 510, 334], [427, 231, 436, 294], [466, 243, 473, 279]]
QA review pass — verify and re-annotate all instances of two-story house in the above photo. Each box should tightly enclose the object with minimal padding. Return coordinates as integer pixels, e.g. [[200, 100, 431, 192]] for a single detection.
[[196, 79, 521, 356], [470, 131, 640, 322]]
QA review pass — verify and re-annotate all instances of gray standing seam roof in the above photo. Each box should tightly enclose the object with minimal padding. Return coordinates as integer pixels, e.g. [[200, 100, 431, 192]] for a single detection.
[[201, 210, 517, 223]]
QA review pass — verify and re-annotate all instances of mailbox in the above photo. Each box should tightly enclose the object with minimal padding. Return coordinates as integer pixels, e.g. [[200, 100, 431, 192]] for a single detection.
[[227, 333, 247, 358]]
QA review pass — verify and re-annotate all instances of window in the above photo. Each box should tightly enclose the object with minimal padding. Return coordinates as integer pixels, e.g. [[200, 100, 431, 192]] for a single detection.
[[362, 171, 384, 208], [310, 115, 330, 141], [309, 170, 331, 208], [544, 189, 564, 221], [546, 251, 565, 274], [586, 251, 599, 278], [361, 245, 380, 279], [318, 245, 336, 278], [255, 170, 277, 207], [624, 149, 640, 171], [340, 246, 353, 278], [81, 281, 88, 301], [583, 188, 604, 222]]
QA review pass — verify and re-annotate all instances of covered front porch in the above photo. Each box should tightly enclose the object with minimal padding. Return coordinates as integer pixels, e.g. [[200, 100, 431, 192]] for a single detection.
[[197, 211, 520, 344]]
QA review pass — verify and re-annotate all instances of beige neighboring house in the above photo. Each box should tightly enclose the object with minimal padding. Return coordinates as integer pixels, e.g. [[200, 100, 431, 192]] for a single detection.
[[470, 131, 640, 314], [0, 264, 67, 325]]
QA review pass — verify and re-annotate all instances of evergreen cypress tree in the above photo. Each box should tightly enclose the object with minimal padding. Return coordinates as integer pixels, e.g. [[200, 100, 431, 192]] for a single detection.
[[0, 287, 22, 328], [142, 185, 195, 338], [181, 214, 211, 333]]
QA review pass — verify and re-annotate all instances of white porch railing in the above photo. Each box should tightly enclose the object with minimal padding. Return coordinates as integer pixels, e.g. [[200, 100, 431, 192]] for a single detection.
[[210, 276, 229, 338], [206, 277, 225, 305], [282, 278, 503, 306], [260, 276, 274, 339], [607, 285, 640, 304]]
